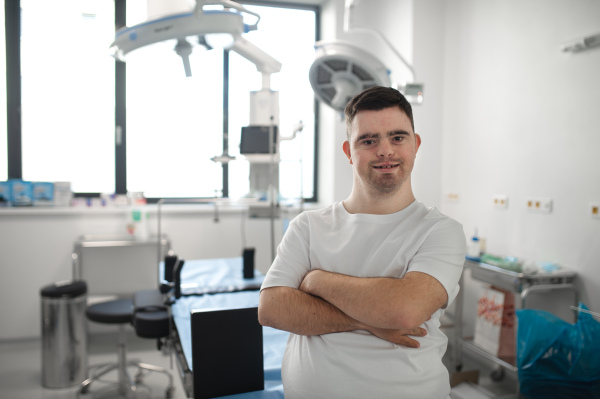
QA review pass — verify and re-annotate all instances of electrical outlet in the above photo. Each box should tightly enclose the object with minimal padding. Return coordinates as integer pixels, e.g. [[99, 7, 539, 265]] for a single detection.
[[590, 202, 600, 219], [493, 194, 508, 209], [445, 192, 459, 203], [526, 197, 552, 213]]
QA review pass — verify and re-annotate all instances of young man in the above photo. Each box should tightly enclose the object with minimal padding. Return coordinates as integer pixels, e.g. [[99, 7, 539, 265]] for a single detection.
[[258, 86, 466, 398]]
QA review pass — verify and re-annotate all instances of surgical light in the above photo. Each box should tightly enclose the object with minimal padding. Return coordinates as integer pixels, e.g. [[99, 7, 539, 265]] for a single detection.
[[308, 0, 424, 110], [309, 40, 391, 111], [109, 1, 280, 78]]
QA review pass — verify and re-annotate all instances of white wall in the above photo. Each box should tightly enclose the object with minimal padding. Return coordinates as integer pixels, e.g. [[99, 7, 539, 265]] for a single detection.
[[439, 0, 600, 311]]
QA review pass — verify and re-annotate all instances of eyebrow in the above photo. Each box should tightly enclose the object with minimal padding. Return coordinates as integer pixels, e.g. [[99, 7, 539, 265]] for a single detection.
[[355, 130, 411, 143]]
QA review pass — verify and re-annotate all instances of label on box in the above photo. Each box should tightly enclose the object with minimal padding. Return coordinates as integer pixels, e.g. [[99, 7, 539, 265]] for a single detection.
[[10, 180, 33, 206], [53, 182, 72, 207], [33, 182, 54, 205]]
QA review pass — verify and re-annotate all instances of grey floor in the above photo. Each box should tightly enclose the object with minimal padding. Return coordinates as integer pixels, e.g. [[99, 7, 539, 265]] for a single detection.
[[0, 328, 517, 399], [0, 329, 188, 399]]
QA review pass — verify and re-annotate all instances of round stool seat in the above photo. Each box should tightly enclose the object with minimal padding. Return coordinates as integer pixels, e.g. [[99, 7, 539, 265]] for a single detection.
[[86, 299, 133, 324]]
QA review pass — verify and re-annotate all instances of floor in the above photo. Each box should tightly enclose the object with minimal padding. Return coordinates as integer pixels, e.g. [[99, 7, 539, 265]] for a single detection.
[[0, 328, 518, 399], [0, 329, 188, 399]]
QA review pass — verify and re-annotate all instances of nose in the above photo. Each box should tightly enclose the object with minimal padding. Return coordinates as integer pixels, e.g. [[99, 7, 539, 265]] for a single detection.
[[377, 140, 394, 157]]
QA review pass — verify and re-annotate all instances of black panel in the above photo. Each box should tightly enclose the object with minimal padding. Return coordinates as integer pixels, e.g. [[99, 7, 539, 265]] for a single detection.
[[191, 307, 264, 399]]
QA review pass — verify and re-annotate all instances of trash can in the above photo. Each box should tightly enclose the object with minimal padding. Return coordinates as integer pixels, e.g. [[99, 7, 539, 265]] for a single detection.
[[40, 280, 88, 388]]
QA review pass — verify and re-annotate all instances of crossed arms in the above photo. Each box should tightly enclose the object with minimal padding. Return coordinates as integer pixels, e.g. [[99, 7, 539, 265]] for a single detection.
[[258, 269, 448, 347]]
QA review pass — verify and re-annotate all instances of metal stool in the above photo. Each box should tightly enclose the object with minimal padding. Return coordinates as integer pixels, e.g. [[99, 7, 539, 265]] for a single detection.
[[80, 299, 174, 398]]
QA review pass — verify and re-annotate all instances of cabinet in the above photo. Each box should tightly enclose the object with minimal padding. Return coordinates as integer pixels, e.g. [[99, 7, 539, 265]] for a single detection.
[[72, 234, 170, 297], [453, 259, 578, 394]]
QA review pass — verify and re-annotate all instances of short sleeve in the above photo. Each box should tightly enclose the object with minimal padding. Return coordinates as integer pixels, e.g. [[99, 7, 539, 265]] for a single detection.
[[261, 212, 312, 291], [407, 218, 466, 307]]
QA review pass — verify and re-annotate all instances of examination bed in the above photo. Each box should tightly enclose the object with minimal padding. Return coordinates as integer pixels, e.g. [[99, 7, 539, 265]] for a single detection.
[[154, 257, 289, 399]]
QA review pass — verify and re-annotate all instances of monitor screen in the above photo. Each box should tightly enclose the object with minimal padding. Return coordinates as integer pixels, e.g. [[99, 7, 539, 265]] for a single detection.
[[240, 126, 278, 154]]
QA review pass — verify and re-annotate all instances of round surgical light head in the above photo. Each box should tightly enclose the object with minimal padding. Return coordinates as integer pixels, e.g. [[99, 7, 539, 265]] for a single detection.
[[308, 40, 391, 111]]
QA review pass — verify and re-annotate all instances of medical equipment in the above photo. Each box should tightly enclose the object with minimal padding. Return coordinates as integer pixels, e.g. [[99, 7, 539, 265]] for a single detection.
[[454, 259, 578, 393], [109, 0, 292, 204], [138, 256, 288, 398], [309, 0, 424, 111], [110, 1, 280, 79], [561, 31, 600, 53]]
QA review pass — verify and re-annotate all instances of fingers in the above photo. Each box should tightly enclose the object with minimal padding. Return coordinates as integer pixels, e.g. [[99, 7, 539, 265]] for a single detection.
[[396, 336, 420, 348], [367, 325, 428, 347]]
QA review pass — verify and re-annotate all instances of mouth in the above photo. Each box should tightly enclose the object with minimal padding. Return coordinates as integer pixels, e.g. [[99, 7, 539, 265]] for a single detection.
[[373, 163, 400, 170]]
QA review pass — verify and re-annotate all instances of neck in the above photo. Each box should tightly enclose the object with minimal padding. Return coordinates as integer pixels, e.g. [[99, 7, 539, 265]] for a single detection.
[[343, 179, 416, 215]]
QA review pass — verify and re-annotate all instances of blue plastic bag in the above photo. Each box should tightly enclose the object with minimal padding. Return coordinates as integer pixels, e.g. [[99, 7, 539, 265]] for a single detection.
[[516, 304, 600, 398]]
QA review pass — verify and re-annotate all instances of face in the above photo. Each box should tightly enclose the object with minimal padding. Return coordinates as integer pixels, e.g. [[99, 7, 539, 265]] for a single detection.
[[343, 107, 421, 197]]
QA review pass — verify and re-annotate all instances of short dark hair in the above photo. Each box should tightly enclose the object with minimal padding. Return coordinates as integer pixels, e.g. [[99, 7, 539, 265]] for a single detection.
[[344, 86, 414, 139]]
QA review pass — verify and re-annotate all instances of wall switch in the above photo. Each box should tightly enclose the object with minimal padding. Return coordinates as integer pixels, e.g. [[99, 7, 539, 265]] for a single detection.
[[591, 202, 600, 219], [526, 197, 552, 213], [493, 194, 508, 209]]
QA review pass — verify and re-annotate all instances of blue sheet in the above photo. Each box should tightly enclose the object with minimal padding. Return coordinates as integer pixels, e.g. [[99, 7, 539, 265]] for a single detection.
[[160, 257, 265, 295], [170, 258, 289, 398]]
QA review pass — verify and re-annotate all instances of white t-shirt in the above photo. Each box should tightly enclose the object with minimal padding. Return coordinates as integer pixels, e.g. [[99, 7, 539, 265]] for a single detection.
[[261, 201, 466, 399]]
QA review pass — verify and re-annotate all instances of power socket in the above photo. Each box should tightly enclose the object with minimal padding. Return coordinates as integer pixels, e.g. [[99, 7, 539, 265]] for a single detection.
[[526, 197, 552, 213], [591, 202, 600, 219], [493, 194, 508, 209]]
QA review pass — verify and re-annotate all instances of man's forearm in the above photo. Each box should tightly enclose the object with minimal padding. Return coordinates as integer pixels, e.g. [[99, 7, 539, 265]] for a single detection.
[[258, 286, 363, 335], [300, 270, 447, 330]]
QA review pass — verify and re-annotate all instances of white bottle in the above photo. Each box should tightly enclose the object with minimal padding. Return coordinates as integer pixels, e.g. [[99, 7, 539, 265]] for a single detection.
[[466, 228, 481, 259]]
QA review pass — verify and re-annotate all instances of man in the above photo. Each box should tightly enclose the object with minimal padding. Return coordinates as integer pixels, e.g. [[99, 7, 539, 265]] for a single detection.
[[258, 86, 466, 398]]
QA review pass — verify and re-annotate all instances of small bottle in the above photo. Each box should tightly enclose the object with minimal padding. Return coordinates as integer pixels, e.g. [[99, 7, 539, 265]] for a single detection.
[[466, 228, 481, 260], [126, 193, 149, 240]]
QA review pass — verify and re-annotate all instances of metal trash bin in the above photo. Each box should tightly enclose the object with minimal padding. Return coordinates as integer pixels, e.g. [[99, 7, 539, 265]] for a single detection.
[[40, 280, 88, 388]]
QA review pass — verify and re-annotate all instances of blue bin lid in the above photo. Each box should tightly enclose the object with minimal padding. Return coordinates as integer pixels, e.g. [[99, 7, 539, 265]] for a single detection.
[[41, 280, 87, 298]]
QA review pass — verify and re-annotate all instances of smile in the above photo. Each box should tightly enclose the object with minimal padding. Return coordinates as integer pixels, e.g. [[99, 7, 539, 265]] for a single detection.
[[373, 164, 400, 169]]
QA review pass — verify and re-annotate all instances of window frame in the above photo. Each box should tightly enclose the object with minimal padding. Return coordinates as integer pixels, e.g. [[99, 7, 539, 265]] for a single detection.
[[4, 0, 320, 203]]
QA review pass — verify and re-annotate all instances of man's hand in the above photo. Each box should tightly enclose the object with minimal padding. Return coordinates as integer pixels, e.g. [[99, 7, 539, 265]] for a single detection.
[[298, 269, 320, 293], [365, 325, 427, 348]]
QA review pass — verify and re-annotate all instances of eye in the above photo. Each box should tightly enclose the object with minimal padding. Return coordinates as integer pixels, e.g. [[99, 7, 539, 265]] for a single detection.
[[392, 135, 405, 142], [361, 139, 376, 146]]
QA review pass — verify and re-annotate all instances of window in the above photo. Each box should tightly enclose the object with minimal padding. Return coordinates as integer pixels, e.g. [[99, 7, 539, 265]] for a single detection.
[[228, 4, 317, 200], [5, 1, 319, 201], [20, 0, 115, 192], [126, 1, 224, 198], [0, 3, 7, 181]]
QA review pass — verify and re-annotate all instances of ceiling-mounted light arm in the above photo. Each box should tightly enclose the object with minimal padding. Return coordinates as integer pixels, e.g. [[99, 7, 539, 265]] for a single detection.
[[343, 0, 416, 82], [194, 0, 261, 30], [561, 32, 600, 53], [228, 36, 282, 89], [351, 27, 416, 82]]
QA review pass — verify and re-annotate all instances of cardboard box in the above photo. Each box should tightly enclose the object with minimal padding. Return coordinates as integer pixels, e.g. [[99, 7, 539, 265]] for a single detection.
[[0, 181, 11, 205], [10, 180, 33, 206], [53, 182, 72, 207], [33, 182, 54, 206]]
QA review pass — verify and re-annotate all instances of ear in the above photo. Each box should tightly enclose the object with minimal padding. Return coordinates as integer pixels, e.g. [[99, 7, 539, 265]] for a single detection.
[[414, 133, 422, 154], [342, 140, 352, 164]]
